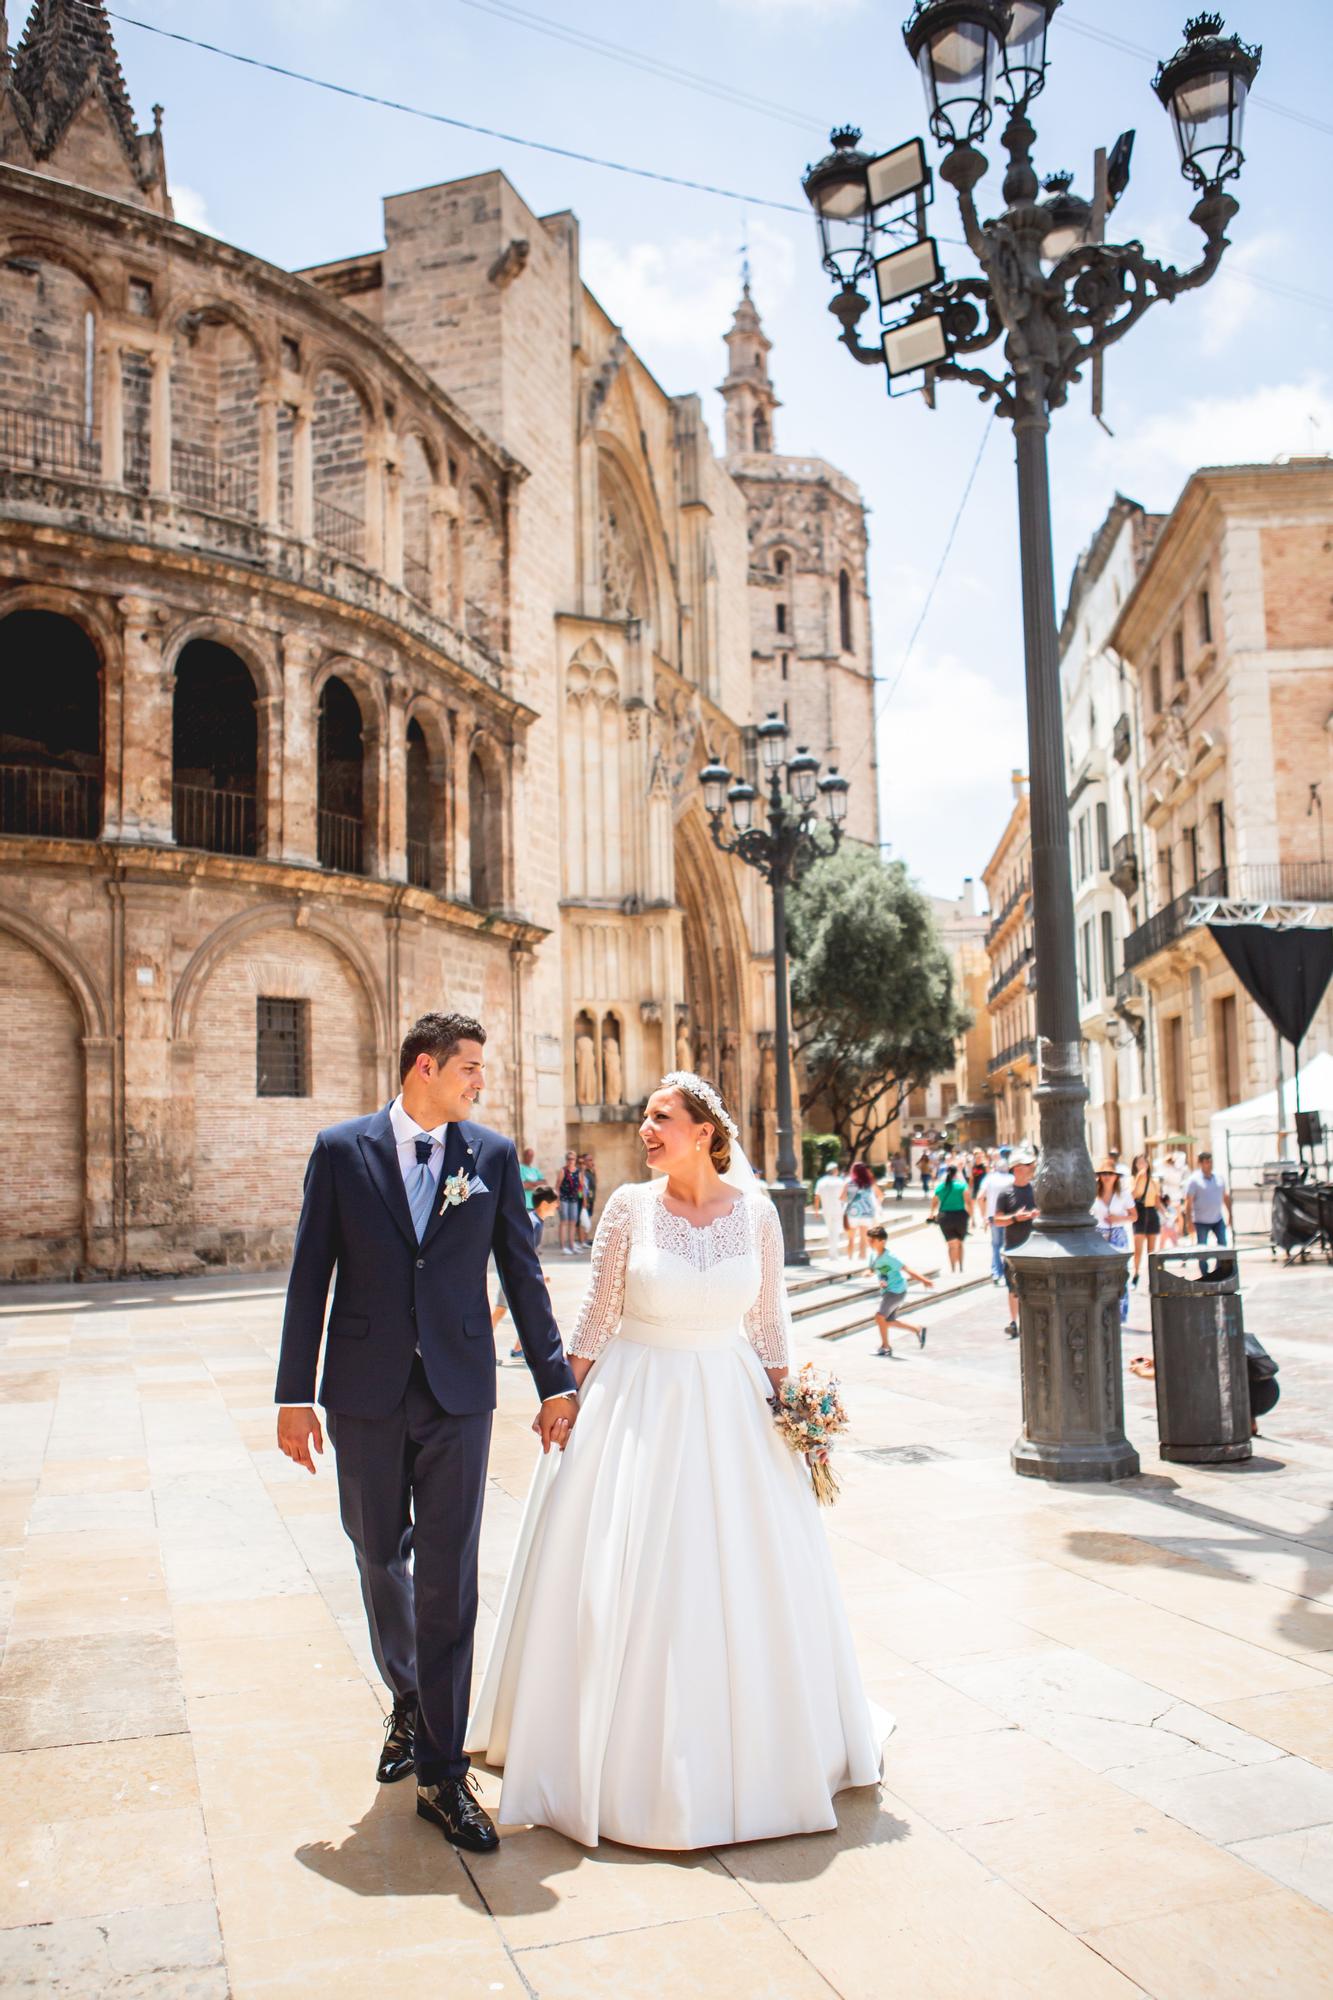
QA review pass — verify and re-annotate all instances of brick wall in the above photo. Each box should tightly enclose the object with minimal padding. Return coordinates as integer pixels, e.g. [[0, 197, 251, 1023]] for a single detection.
[[190, 927, 379, 1262], [0, 930, 84, 1275], [1262, 523, 1333, 649], [0, 258, 95, 431]]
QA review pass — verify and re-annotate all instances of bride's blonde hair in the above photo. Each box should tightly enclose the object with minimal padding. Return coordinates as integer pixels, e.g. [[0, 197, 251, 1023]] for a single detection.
[[665, 1076, 734, 1175]]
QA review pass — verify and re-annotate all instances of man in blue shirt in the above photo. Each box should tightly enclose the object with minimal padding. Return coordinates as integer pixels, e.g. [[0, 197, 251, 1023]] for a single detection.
[[1183, 1151, 1233, 1275]]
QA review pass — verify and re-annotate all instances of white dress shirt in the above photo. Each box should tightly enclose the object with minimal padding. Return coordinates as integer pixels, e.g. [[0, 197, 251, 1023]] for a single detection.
[[389, 1093, 449, 1195]]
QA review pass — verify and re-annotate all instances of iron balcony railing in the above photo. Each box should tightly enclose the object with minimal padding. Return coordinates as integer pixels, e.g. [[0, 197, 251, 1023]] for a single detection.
[[0, 405, 100, 480], [0, 763, 100, 839], [403, 548, 432, 604], [1112, 712, 1132, 765], [172, 441, 258, 520], [987, 942, 1035, 1004], [1122, 867, 1229, 971], [318, 806, 364, 875], [172, 783, 257, 858], [985, 871, 1031, 946], [1110, 832, 1139, 898], [314, 495, 365, 564], [987, 1037, 1039, 1076], [1221, 861, 1333, 906], [407, 837, 431, 888]]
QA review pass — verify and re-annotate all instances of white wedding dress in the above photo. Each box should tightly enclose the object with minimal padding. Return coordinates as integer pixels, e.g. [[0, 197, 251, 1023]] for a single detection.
[[465, 1177, 890, 1850]]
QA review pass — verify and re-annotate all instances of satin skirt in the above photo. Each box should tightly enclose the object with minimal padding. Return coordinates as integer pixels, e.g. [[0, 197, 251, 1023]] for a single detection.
[[465, 1315, 891, 1849]]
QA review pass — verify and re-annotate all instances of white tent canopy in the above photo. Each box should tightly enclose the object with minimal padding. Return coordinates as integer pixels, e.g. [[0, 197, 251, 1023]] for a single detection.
[[1210, 1050, 1333, 1182]]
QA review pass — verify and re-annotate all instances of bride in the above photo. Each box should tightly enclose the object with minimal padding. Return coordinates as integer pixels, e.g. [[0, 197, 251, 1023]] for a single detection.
[[465, 1071, 890, 1849]]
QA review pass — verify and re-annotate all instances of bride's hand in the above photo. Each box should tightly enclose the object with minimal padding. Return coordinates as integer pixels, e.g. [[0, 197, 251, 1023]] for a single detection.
[[765, 1366, 788, 1399]]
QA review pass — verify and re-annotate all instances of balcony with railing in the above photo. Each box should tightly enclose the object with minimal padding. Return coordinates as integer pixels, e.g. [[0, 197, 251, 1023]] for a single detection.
[[985, 872, 1031, 947], [172, 441, 258, 520], [1123, 862, 1333, 973], [987, 1037, 1039, 1076], [0, 406, 101, 481], [1110, 832, 1139, 898], [0, 764, 100, 840], [1112, 712, 1132, 765], [406, 838, 431, 889], [172, 783, 257, 858], [987, 942, 1035, 1004], [317, 808, 364, 876], [1122, 867, 1229, 971]]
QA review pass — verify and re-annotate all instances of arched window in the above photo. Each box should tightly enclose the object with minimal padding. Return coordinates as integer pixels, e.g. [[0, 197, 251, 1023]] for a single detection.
[[401, 432, 436, 606], [468, 751, 499, 909], [752, 410, 770, 451], [172, 640, 258, 855], [317, 676, 366, 874], [773, 551, 789, 578], [406, 716, 433, 888], [463, 486, 504, 652], [171, 309, 261, 519], [0, 611, 101, 839], [838, 569, 853, 654]]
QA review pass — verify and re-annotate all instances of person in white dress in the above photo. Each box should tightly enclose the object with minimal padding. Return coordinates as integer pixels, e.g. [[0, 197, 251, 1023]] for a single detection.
[[466, 1071, 889, 1850]]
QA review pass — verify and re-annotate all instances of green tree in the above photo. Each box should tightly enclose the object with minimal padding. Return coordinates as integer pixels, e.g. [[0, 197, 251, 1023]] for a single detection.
[[788, 844, 969, 1159]]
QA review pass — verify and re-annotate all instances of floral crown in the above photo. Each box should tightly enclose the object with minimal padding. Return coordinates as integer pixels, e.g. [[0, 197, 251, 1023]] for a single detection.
[[658, 1071, 739, 1140]]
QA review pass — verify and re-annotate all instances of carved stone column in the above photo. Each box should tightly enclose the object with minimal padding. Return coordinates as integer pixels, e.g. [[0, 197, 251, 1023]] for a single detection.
[[101, 340, 124, 485], [290, 401, 313, 540], [384, 683, 408, 883], [257, 386, 280, 529], [148, 346, 171, 498], [1008, 1035, 1139, 1481], [279, 634, 321, 865], [113, 596, 174, 845]]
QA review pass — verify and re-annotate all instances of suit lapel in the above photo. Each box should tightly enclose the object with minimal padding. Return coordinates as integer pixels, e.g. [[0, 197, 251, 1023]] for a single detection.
[[418, 1120, 485, 1256], [358, 1106, 418, 1252]]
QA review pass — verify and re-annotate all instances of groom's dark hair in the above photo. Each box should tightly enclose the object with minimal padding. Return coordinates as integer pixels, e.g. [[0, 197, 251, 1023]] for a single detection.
[[399, 1011, 487, 1082]]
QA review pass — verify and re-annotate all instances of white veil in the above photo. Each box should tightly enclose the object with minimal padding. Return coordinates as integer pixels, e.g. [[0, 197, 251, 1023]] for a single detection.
[[722, 1144, 763, 1197]]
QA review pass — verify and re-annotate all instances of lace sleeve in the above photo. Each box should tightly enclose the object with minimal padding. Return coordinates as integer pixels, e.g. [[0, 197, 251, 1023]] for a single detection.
[[743, 1196, 792, 1369], [567, 1184, 632, 1360]]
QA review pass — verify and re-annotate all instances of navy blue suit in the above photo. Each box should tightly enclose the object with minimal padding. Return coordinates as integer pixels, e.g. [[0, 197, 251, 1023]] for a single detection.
[[275, 1105, 575, 1779]]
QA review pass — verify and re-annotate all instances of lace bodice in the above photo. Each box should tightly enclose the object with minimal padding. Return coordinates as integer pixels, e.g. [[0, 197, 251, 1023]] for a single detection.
[[568, 1182, 791, 1368]]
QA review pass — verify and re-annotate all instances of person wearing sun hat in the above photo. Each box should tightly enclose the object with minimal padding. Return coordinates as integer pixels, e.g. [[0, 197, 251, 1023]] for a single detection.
[[992, 1148, 1036, 1337], [1093, 1158, 1135, 1323]]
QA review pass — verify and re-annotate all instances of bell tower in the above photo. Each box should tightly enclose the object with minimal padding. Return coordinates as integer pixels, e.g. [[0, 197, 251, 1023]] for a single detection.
[[719, 278, 779, 458]]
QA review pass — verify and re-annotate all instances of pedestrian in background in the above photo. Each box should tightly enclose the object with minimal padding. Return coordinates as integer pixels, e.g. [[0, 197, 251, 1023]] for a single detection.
[[814, 1157, 849, 1263], [1093, 1160, 1135, 1323], [1183, 1150, 1233, 1276], [929, 1158, 973, 1274], [994, 1149, 1037, 1337], [556, 1150, 583, 1256], [577, 1152, 598, 1247], [918, 1150, 933, 1197], [977, 1151, 1014, 1287], [865, 1224, 934, 1356], [891, 1152, 908, 1200], [518, 1146, 544, 1210], [844, 1159, 881, 1263], [1130, 1152, 1162, 1287]]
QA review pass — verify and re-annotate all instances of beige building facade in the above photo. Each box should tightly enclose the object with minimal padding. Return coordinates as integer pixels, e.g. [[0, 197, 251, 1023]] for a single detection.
[[982, 773, 1038, 1150], [0, 4, 877, 1276], [1058, 496, 1161, 1164], [1113, 461, 1333, 1161]]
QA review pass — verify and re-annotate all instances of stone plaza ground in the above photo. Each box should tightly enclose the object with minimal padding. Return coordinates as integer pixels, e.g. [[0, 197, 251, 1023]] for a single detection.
[[3, 1212, 1333, 1997]]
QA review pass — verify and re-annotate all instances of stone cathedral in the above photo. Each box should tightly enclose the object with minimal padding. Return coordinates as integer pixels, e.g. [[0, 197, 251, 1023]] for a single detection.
[[0, 1, 876, 1277]]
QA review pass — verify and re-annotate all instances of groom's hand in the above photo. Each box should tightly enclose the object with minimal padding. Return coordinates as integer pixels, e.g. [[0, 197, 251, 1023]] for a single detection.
[[536, 1394, 578, 1455], [277, 1404, 324, 1474]]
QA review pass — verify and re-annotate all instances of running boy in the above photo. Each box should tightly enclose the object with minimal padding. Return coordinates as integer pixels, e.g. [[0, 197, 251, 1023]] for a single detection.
[[866, 1224, 934, 1355]]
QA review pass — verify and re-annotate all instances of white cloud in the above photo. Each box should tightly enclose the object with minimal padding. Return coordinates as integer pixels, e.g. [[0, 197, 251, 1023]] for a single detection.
[[582, 218, 796, 369], [171, 184, 215, 237], [1091, 375, 1333, 501]]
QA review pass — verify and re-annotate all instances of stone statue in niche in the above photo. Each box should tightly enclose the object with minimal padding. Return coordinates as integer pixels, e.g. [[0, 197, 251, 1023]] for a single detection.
[[675, 1015, 692, 1073], [694, 1027, 714, 1081], [575, 1017, 598, 1104], [720, 1034, 740, 1119], [602, 1020, 623, 1105]]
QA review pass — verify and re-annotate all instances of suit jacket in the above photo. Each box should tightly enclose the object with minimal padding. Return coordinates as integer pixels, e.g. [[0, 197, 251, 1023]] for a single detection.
[[274, 1107, 576, 1418]]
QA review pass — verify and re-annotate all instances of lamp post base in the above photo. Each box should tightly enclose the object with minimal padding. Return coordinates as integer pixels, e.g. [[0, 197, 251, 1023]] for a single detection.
[[767, 1181, 810, 1266], [1007, 1224, 1140, 1483]]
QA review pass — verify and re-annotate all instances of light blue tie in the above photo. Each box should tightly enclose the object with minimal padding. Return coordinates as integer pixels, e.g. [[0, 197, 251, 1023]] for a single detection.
[[407, 1135, 437, 1242]]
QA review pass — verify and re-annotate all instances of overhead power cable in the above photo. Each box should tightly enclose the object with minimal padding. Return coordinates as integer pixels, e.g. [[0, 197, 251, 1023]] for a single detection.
[[96, 8, 1333, 319], [455, 0, 827, 136], [100, 8, 811, 216]]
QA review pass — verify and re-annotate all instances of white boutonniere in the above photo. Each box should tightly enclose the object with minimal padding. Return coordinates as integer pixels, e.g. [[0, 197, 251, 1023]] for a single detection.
[[438, 1170, 488, 1217]]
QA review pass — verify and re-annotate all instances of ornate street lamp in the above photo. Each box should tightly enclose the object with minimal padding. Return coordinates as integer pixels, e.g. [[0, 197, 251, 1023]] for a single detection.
[[801, 126, 875, 284], [700, 722, 850, 1263], [1153, 12, 1261, 192], [805, 14, 1261, 1480]]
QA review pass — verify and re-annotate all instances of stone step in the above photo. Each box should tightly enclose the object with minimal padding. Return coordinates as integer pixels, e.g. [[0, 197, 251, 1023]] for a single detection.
[[791, 1278, 881, 1321], [803, 1295, 883, 1342], [814, 1271, 995, 1340]]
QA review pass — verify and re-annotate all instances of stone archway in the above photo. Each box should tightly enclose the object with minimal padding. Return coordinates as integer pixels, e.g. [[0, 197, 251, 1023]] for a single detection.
[[673, 805, 750, 1133]]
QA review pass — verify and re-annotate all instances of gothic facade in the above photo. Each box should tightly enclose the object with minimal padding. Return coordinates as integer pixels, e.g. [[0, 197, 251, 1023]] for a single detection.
[[0, 3, 878, 1276]]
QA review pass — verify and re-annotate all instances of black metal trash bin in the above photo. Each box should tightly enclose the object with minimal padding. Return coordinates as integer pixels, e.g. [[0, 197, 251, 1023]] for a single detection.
[[1147, 1247, 1251, 1464]]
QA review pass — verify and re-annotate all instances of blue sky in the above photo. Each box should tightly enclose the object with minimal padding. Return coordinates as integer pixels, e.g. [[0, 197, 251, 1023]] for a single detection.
[[69, 1, 1333, 898]]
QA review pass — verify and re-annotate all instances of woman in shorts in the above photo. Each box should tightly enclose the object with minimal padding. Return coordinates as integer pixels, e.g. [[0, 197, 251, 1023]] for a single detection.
[[1129, 1152, 1162, 1286], [929, 1160, 973, 1273]]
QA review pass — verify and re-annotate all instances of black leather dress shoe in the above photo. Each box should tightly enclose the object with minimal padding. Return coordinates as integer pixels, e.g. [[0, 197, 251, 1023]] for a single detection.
[[416, 1775, 499, 1852], [377, 1699, 417, 1784]]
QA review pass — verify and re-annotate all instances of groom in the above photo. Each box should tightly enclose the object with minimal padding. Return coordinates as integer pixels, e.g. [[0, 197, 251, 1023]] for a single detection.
[[274, 1011, 579, 1853]]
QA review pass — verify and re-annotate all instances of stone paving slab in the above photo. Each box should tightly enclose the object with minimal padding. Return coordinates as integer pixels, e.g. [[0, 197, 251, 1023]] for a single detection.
[[2, 1225, 1333, 1994]]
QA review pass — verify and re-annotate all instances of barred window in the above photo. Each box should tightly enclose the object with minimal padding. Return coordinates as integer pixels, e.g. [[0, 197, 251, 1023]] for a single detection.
[[256, 997, 309, 1097]]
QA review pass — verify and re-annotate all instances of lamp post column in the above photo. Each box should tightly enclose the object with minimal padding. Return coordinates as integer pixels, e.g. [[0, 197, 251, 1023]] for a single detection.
[[768, 860, 808, 1263], [1008, 408, 1138, 1482]]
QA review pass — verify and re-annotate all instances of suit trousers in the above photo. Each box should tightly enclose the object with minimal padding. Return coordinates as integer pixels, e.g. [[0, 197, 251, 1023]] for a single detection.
[[327, 1356, 492, 1783]]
